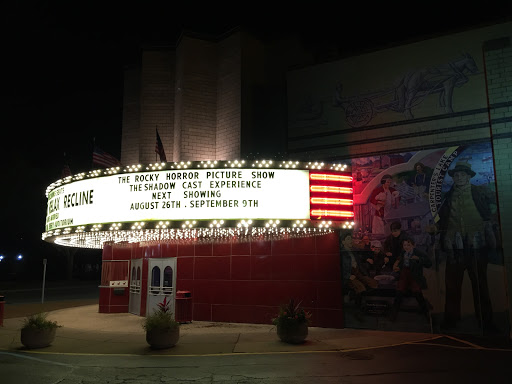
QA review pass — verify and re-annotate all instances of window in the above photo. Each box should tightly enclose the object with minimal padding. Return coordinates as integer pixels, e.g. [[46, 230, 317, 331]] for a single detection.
[[150, 266, 161, 294], [163, 266, 173, 294]]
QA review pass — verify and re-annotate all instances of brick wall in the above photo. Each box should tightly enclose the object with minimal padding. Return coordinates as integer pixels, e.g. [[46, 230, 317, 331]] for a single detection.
[[120, 68, 140, 166], [216, 33, 241, 160], [122, 32, 243, 164], [484, 36, 512, 334], [174, 36, 217, 161], [139, 50, 175, 164], [174, 46, 183, 161]]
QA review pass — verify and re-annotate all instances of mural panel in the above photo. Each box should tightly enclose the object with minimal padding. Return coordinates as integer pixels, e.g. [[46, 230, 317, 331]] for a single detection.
[[332, 53, 480, 127], [286, 23, 512, 143], [288, 47, 487, 136], [341, 142, 507, 335]]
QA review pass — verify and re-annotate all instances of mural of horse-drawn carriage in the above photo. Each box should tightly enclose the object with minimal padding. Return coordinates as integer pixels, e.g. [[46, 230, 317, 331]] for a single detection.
[[333, 53, 480, 127]]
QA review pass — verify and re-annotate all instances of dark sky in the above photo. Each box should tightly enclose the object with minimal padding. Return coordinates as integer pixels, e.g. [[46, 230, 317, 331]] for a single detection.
[[2, 2, 510, 267], [3, 3, 241, 261]]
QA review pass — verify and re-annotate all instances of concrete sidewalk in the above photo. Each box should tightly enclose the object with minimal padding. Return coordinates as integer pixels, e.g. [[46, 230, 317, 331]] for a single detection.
[[1, 302, 511, 356], [0, 303, 442, 356]]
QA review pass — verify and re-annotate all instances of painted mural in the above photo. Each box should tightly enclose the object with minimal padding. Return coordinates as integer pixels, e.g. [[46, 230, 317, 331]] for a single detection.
[[287, 42, 490, 136], [332, 53, 480, 127], [341, 142, 507, 335]]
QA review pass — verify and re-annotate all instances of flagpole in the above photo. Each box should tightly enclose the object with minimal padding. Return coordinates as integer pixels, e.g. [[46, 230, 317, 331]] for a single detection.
[[92, 137, 96, 170]]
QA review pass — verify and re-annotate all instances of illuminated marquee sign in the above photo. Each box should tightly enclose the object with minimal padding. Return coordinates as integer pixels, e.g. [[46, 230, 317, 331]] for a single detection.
[[42, 160, 353, 247]]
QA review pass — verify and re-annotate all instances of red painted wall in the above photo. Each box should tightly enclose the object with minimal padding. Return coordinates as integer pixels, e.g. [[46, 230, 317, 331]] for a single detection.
[[101, 232, 343, 328], [99, 243, 132, 313]]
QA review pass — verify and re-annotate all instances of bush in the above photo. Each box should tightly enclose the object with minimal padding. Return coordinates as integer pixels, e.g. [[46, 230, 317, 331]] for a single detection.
[[142, 297, 179, 332], [21, 312, 61, 330], [272, 298, 312, 328]]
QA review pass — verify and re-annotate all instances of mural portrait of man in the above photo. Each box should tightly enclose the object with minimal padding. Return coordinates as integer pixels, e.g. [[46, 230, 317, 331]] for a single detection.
[[346, 142, 506, 334], [437, 160, 498, 332]]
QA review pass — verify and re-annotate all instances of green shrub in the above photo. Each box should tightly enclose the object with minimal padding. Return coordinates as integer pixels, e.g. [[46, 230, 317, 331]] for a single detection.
[[142, 297, 179, 332], [21, 312, 61, 330]]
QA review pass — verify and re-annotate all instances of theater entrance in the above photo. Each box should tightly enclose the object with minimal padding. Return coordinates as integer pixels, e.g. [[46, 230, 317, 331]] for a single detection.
[[147, 258, 177, 316]]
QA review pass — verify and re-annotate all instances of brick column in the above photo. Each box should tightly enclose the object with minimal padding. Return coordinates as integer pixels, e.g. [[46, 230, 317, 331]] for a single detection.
[[139, 50, 175, 164], [216, 33, 241, 160], [174, 36, 217, 161], [121, 67, 140, 166], [483, 36, 512, 339]]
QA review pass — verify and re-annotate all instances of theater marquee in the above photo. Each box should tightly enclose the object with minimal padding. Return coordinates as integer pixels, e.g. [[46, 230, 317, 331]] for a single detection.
[[43, 160, 354, 248]]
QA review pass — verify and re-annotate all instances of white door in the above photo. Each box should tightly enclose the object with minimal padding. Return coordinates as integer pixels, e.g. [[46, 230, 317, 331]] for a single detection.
[[147, 258, 177, 317], [128, 259, 142, 315]]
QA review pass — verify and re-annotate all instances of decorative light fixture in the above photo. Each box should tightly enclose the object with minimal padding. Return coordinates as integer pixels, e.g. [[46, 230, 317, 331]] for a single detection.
[[43, 159, 354, 248]]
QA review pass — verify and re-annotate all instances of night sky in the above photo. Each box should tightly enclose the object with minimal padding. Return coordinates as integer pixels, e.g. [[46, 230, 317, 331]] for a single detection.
[[2, 2, 510, 279]]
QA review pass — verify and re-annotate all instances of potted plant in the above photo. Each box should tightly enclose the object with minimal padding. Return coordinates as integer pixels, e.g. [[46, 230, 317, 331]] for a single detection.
[[142, 297, 180, 349], [20, 312, 61, 349], [272, 298, 312, 344]]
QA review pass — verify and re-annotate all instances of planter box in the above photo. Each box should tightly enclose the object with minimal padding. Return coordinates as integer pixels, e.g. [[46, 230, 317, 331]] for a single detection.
[[276, 322, 308, 344], [146, 327, 180, 349], [21, 328, 57, 349]]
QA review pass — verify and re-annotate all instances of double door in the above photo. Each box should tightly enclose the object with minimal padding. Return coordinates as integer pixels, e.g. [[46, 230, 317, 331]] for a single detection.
[[147, 258, 177, 316]]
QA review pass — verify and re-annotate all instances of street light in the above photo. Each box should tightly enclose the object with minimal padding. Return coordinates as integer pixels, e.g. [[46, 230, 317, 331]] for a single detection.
[[0, 255, 4, 261], [17, 254, 23, 261]]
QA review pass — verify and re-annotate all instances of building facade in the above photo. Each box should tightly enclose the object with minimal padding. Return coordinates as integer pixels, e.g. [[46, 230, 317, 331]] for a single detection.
[[113, 22, 511, 336]]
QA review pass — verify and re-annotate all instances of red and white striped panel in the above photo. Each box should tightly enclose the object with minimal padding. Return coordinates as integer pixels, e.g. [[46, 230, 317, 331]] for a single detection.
[[309, 171, 354, 220]]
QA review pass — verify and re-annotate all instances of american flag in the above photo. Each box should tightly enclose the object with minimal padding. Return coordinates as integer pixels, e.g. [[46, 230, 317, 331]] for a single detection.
[[155, 128, 167, 162], [92, 146, 122, 168], [61, 164, 72, 178]]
